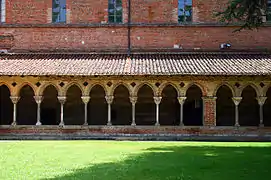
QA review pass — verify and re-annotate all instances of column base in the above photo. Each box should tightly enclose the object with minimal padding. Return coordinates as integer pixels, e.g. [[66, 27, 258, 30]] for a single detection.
[[83, 122, 88, 126], [259, 123, 264, 128], [179, 122, 184, 126], [155, 123, 160, 126], [235, 123, 240, 127], [11, 122, 17, 126], [131, 122, 136, 126], [107, 122, 112, 126], [36, 122, 42, 126], [59, 122, 65, 127]]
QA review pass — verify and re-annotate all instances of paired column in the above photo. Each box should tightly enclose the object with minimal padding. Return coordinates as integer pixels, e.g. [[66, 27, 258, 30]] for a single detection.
[[34, 96, 44, 126], [177, 97, 187, 126], [130, 96, 137, 126], [105, 95, 114, 126], [10, 96, 20, 126], [153, 96, 162, 126], [257, 96, 267, 127], [81, 96, 90, 126], [232, 97, 242, 127], [202, 96, 217, 126], [58, 96, 66, 126]]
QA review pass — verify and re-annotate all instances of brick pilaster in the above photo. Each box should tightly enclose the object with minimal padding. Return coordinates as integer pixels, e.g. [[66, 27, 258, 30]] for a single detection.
[[202, 96, 217, 126]]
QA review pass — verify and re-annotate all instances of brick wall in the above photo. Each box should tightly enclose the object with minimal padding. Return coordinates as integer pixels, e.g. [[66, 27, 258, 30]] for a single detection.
[[1, 0, 270, 51]]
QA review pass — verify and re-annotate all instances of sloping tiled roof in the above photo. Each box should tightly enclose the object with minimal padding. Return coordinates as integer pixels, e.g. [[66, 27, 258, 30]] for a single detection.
[[0, 53, 270, 76]]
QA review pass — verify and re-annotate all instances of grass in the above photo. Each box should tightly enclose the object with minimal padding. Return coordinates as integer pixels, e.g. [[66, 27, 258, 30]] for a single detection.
[[0, 141, 271, 180]]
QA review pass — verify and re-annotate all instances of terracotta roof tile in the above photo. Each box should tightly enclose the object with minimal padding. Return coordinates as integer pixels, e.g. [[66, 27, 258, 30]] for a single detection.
[[0, 53, 270, 76]]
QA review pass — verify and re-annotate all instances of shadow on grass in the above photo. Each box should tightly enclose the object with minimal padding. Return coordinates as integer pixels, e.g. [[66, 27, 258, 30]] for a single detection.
[[48, 145, 271, 180]]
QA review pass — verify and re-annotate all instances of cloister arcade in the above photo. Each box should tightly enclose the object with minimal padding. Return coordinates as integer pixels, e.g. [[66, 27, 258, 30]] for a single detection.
[[0, 77, 271, 128]]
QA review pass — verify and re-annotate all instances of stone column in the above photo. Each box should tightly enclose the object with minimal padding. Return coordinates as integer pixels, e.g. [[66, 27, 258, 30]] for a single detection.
[[105, 95, 114, 126], [58, 96, 66, 126], [232, 97, 242, 127], [129, 96, 137, 126], [34, 96, 44, 126], [202, 96, 217, 126], [153, 96, 162, 126], [257, 96, 267, 127], [81, 96, 90, 126], [10, 96, 20, 126], [177, 97, 187, 126]]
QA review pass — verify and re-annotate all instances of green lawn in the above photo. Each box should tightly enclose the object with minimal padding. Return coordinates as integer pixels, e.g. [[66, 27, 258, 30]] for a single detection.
[[0, 141, 271, 180]]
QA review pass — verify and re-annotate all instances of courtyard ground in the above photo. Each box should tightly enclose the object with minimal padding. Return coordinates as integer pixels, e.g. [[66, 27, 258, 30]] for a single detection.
[[0, 141, 270, 180]]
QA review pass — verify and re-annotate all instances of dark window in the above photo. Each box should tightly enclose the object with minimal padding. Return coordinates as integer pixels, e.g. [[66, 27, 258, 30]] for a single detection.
[[108, 0, 122, 23], [268, 0, 271, 21], [178, 0, 192, 23], [52, 0, 66, 23]]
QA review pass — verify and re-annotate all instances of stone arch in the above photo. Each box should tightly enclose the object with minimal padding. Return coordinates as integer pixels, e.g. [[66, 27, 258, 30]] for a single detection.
[[112, 85, 132, 125], [38, 82, 61, 96], [41, 85, 60, 125], [239, 83, 261, 97], [0, 82, 12, 94], [136, 84, 156, 125], [17, 85, 37, 125], [216, 85, 235, 126], [183, 84, 203, 126], [158, 82, 180, 97], [184, 82, 207, 96], [0, 85, 13, 125], [87, 83, 108, 96], [263, 83, 271, 97], [160, 85, 180, 126], [213, 83, 235, 97], [64, 84, 84, 125], [134, 83, 156, 97], [239, 85, 259, 126], [111, 82, 132, 96], [63, 82, 84, 96], [263, 87, 271, 126], [16, 82, 37, 96], [88, 84, 107, 125]]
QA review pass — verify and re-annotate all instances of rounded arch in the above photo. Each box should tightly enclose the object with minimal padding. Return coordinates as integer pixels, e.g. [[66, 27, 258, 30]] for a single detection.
[[112, 84, 132, 125], [16, 82, 37, 96], [216, 85, 235, 126], [134, 83, 156, 97], [0, 82, 12, 94], [87, 83, 108, 96], [239, 85, 259, 126], [239, 83, 260, 97], [38, 82, 61, 96], [158, 82, 180, 97], [214, 83, 235, 97], [63, 82, 84, 96], [184, 82, 206, 96], [111, 82, 132, 96]]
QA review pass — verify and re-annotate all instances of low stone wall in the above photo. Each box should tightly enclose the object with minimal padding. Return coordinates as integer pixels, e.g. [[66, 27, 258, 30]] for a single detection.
[[0, 126, 271, 141]]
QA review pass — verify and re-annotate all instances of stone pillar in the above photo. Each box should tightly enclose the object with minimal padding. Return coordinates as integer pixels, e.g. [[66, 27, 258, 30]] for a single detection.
[[177, 97, 187, 126], [105, 95, 114, 126], [153, 96, 162, 126], [202, 96, 217, 126], [10, 96, 20, 126], [34, 96, 44, 126], [129, 96, 137, 126], [232, 97, 242, 127], [58, 96, 66, 126], [81, 96, 90, 126], [257, 96, 267, 127]]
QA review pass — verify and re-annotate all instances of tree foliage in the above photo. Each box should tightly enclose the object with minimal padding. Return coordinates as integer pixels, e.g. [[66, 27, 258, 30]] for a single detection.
[[217, 0, 270, 31]]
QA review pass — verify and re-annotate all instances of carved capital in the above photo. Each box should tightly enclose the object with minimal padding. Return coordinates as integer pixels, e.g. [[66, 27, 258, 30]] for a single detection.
[[10, 96, 20, 104], [232, 97, 242, 106], [177, 97, 187, 105], [57, 96, 67, 104], [105, 95, 114, 104], [153, 96, 162, 105], [129, 96, 138, 105], [257, 96, 267, 106], [81, 96, 91, 104], [202, 96, 217, 101], [34, 96, 43, 104]]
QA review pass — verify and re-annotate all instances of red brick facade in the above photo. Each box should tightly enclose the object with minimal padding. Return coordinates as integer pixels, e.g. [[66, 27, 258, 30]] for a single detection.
[[0, 0, 270, 52]]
